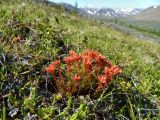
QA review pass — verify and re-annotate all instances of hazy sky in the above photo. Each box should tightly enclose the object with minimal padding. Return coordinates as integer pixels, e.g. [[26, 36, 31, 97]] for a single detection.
[[50, 0, 160, 8]]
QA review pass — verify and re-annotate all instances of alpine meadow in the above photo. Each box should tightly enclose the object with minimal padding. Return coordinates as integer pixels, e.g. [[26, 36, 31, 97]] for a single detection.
[[0, 0, 160, 119]]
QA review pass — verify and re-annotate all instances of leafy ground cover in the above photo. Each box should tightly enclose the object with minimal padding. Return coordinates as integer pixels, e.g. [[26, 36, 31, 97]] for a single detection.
[[0, 0, 160, 119]]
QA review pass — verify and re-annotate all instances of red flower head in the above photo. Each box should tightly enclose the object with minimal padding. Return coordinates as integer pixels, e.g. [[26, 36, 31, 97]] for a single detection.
[[98, 75, 107, 84], [110, 65, 122, 76], [82, 56, 92, 66], [88, 51, 97, 59], [104, 65, 121, 81], [69, 50, 76, 56], [73, 54, 81, 61], [52, 60, 61, 66], [45, 64, 56, 75], [64, 56, 72, 64], [64, 54, 81, 65], [73, 74, 81, 82], [45, 60, 61, 75]]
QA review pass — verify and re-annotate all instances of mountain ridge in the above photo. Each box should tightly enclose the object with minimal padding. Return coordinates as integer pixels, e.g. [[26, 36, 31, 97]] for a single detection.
[[44, 1, 160, 20], [57, 2, 143, 17], [130, 5, 160, 21], [82, 7, 142, 17]]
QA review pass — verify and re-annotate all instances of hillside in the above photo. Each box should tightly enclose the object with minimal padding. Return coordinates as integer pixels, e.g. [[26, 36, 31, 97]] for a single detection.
[[131, 5, 160, 21], [0, 0, 160, 119]]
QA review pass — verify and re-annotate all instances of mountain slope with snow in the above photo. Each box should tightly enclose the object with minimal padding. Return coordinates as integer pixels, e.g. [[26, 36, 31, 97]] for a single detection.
[[57, 2, 142, 17], [83, 8, 142, 17], [131, 5, 160, 21]]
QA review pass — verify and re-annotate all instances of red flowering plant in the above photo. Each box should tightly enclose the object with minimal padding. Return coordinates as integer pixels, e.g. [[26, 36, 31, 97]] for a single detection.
[[45, 50, 121, 95]]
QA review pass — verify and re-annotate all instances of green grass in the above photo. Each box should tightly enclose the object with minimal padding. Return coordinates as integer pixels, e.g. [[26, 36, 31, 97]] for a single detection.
[[125, 20, 160, 32], [119, 18, 160, 38], [128, 24, 160, 37], [0, 0, 160, 119]]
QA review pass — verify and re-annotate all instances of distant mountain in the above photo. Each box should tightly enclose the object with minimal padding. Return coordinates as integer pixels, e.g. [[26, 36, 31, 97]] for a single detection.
[[51, 2, 143, 17], [131, 5, 160, 21], [83, 8, 142, 17], [83, 8, 116, 16], [114, 8, 142, 16], [56, 2, 142, 17]]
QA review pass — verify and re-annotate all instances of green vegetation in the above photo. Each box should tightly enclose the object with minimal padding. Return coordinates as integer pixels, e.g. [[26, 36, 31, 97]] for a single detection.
[[126, 20, 160, 31], [0, 0, 160, 119], [115, 18, 160, 38], [95, 17, 160, 43], [128, 24, 160, 37]]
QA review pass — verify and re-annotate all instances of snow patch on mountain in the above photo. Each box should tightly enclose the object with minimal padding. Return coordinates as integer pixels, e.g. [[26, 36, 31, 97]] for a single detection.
[[153, 5, 160, 9]]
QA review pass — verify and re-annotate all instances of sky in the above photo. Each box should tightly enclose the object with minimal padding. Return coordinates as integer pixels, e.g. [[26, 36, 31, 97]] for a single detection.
[[50, 0, 160, 8]]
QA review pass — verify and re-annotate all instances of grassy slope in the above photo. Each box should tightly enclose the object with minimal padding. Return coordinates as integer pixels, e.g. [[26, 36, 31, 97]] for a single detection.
[[119, 19, 160, 38], [0, 0, 160, 119], [97, 17, 160, 43], [131, 6, 160, 22]]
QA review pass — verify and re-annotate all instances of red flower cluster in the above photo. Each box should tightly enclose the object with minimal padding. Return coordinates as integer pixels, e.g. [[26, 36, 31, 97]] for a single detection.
[[45, 50, 122, 95], [98, 65, 121, 87], [45, 60, 61, 75]]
